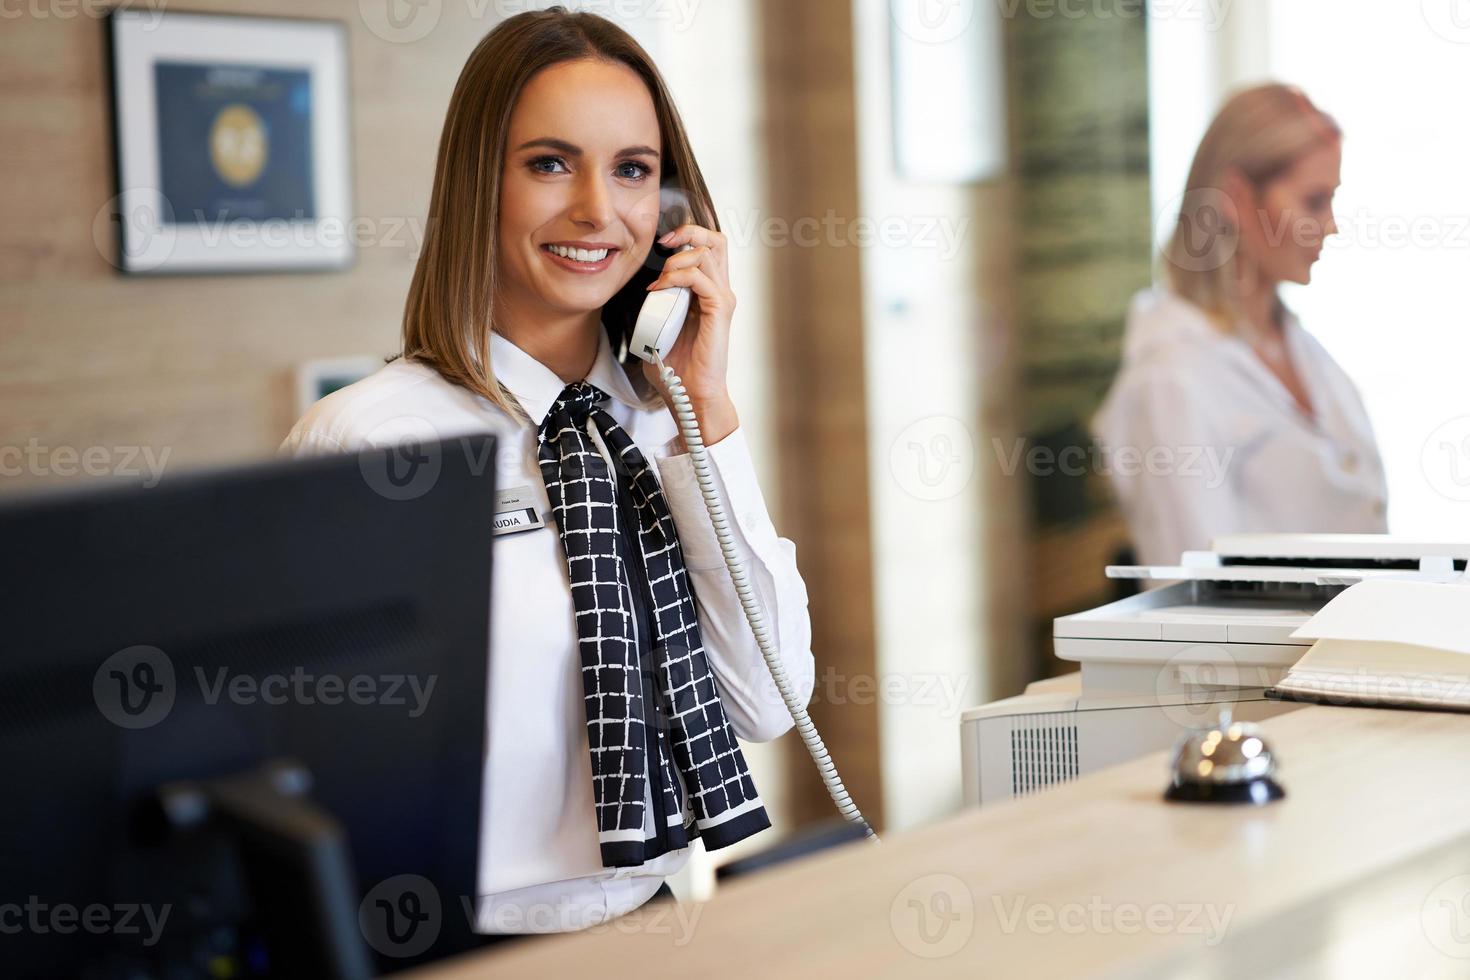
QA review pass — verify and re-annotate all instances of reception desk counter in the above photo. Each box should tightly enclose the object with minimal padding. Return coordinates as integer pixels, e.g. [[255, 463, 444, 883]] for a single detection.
[[414, 705, 1470, 978]]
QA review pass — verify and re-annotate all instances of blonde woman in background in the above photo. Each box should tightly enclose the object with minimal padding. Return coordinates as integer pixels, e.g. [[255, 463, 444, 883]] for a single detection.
[[1093, 84, 1387, 567]]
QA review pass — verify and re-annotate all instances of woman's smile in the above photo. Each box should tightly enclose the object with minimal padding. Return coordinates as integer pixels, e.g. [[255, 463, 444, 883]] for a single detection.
[[540, 240, 620, 274]]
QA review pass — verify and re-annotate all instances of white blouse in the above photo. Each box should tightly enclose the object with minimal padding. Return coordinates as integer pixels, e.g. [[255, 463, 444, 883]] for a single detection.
[[1093, 289, 1388, 567], [280, 329, 814, 933]]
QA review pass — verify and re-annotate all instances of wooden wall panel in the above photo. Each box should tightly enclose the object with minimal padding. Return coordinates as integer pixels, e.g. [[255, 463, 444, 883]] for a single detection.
[[0, 0, 480, 492], [758, 0, 884, 831]]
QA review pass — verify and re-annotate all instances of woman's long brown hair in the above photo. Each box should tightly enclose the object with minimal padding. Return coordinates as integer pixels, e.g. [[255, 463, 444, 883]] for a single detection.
[[400, 7, 718, 417]]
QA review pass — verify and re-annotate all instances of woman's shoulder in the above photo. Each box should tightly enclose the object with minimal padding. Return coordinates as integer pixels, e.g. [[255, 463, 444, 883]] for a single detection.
[[1119, 287, 1229, 367], [1093, 290, 1231, 441], [1106, 289, 1231, 399], [281, 357, 514, 456]]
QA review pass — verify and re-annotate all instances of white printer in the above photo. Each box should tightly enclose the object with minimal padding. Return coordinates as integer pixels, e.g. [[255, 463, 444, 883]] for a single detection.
[[960, 534, 1470, 807]]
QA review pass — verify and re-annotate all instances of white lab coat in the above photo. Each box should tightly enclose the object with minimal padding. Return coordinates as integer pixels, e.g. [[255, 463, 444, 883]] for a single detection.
[[1092, 288, 1388, 567]]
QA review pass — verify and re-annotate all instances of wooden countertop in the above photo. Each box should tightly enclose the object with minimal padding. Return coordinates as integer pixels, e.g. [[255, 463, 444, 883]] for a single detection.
[[411, 705, 1470, 978]]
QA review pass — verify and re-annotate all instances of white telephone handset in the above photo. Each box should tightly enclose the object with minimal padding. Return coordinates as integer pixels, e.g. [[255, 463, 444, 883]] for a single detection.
[[628, 248, 877, 843], [629, 269, 692, 363]]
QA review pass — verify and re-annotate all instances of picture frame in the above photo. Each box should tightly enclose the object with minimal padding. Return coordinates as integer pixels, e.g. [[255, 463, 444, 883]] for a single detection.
[[106, 9, 353, 275]]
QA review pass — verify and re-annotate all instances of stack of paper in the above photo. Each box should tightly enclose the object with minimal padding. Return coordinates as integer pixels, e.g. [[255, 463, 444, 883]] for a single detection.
[[1270, 578, 1470, 711]]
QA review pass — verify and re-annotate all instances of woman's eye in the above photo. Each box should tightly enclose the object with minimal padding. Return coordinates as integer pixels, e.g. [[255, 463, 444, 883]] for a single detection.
[[616, 160, 652, 181], [529, 156, 568, 175]]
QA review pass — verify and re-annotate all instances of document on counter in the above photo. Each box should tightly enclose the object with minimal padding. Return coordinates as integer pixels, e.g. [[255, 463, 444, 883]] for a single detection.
[[1268, 578, 1470, 711]]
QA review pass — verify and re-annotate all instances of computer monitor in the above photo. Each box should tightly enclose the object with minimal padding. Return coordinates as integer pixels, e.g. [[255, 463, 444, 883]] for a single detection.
[[0, 436, 496, 978]]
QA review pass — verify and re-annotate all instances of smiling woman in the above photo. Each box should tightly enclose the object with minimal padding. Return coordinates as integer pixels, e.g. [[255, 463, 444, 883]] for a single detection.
[[401, 10, 722, 420], [278, 5, 816, 941], [494, 59, 665, 379]]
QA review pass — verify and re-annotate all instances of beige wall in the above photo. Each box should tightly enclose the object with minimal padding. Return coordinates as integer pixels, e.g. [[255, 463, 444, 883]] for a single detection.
[[758, 0, 885, 832], [0, 1, 486, 492]]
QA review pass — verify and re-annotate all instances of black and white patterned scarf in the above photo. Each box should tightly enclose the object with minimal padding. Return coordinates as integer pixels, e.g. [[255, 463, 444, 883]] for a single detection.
[[537, 381, 770, 867]]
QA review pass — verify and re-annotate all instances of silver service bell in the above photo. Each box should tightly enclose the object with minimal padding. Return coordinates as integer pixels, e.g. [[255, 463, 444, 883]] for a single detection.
[[1164, 709, 1285, 805]]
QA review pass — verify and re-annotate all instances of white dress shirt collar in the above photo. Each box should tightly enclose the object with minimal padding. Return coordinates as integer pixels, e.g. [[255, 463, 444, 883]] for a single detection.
[[490, 327, 651, 427]]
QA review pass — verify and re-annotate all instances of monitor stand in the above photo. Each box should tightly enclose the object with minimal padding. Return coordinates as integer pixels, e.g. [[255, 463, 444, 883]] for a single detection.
[[143, 759, 374, 979]]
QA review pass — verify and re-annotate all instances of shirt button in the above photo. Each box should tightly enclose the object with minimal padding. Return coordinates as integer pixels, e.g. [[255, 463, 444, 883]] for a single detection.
[[1340, 450, 1359, 473]]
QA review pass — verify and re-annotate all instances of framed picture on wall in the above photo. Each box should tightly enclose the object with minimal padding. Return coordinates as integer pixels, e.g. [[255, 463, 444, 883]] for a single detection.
[[106, 10, 353, 275]]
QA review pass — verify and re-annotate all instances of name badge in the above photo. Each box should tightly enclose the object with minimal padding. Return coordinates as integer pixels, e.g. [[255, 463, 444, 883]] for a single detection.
[[493, 486, 544, 537]]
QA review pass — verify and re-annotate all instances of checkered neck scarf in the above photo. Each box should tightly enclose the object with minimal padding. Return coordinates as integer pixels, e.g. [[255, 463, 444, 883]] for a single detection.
[[537, 381, 770, 867]]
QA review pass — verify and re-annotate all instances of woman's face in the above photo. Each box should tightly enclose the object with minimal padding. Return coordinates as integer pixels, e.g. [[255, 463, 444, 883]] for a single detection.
[[1238, 139, 1342, 286], [496, 58, 663, 323]]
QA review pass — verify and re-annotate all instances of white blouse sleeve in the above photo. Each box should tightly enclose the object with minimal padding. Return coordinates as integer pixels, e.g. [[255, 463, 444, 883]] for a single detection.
[[652, 427, 815, 743], [278, 426, 348, 458]]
